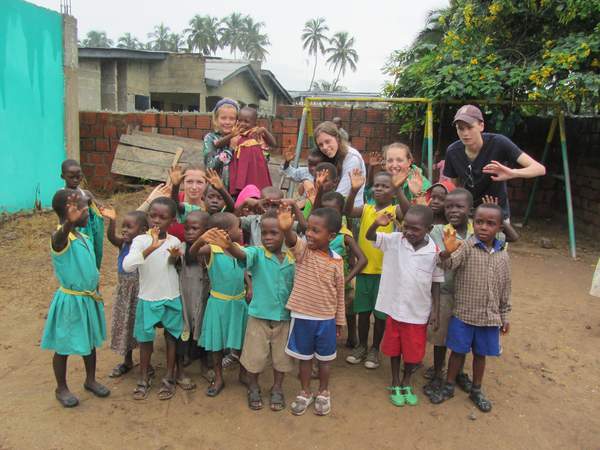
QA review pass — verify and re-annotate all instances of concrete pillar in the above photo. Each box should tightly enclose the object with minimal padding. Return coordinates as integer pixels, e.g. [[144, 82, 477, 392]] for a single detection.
[[117, 60, 128, 111], [101, 60, 117, 110], [62, 14, 79, 160]]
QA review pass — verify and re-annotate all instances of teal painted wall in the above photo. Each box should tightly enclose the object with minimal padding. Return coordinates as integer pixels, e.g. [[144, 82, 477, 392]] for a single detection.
[[0, 0, 64, 212]]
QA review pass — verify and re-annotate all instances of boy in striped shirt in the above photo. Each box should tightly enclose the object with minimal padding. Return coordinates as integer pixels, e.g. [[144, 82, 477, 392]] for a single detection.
[[278, 204, 345, 417]]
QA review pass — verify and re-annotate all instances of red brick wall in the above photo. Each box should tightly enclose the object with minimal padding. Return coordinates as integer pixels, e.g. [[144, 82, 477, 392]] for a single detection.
[[78, 105, 399, 191], [78, 107, 600, 236]]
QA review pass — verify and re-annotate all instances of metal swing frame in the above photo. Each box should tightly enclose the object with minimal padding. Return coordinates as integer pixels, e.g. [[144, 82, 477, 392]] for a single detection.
[[288, 97, 576, 258]]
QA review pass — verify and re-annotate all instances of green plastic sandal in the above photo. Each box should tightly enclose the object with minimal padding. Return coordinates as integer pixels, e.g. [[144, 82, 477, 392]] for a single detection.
[[387, 386, 405, 407], [402, 386, 418, 406]]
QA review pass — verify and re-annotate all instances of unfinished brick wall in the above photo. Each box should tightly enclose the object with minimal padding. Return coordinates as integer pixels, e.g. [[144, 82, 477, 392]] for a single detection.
[[79, 107, 600, 235], [79, 105, 399, 191]]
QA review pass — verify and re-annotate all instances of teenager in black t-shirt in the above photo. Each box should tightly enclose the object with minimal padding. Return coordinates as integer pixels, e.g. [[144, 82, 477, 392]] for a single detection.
[[443, 105, 546, 218]]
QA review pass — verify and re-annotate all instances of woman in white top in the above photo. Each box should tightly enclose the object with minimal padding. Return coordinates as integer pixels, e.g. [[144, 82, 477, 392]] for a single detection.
[[314, 121, 366, 207]]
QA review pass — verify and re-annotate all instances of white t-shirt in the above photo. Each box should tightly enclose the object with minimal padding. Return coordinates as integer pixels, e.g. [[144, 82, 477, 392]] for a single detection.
[[374, 232, 444, 324], [122, 233, 181, 301], [335, 146, 366, 207]]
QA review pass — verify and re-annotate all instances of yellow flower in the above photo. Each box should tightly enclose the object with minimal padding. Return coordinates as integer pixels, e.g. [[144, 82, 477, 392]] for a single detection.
[[470, 58, 478, 65], [591, 58, 600, 68], [484, 36, 493, 45], [489, 2, 502, 16]]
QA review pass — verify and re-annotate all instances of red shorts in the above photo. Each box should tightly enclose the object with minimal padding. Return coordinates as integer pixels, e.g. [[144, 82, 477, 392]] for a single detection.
[[381, 318, 427, 363]]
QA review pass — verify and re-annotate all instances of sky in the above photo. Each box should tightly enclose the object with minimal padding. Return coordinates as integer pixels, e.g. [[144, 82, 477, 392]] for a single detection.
[[29, 0, 448, 92]]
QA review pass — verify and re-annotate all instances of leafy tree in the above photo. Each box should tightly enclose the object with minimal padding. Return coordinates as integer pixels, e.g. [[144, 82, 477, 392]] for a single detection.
[[326, 31, 359, 88], [81, 30, 113, 48], [241, 16, 270, 61], [384, 0, 600, 132], [148, 23, 172, 51], [220, 13, 246, 58], [116, 33, 142, 50], [185, 15, 221, 55], [302, 18, 330, 91]]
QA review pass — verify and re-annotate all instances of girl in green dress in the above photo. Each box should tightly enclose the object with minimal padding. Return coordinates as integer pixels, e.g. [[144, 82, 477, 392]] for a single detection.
[[41, 189, 110, 407], [190, 212, 248, 397]]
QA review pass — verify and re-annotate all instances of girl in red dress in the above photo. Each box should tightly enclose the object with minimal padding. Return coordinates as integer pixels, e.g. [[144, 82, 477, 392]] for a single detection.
[[228, 106, 276, 196]]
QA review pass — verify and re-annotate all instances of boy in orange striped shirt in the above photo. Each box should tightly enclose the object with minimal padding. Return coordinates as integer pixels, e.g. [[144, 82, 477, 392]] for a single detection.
[[278, 204, 345, 417]]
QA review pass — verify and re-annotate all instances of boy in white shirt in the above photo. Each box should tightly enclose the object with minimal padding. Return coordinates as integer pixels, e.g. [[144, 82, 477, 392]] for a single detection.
[[123, 197, 183, 401], [366, 205, 443, 407]]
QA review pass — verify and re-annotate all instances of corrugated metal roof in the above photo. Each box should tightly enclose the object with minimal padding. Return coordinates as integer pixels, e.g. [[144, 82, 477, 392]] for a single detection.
[[204, 60, 249, 83]]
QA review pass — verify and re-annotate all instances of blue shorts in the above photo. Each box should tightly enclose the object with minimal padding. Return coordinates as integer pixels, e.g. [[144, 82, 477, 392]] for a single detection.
[[446, 316, 500, 357], [285, 317, 337, 361]]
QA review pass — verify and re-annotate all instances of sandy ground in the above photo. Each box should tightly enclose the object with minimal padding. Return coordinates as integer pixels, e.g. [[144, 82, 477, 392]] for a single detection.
[[1, 188, 599, 450]]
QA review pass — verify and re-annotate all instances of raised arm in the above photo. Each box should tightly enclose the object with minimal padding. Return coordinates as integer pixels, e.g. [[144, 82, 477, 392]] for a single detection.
[[168, 165, 186, 215], [438, 227, 465, 268], [392, 171, 411, 215], [278, 203, 297, 248], [255, 126, 276, 147], [99, 206, 123, 248], [202, 227, 247, 261], [138, 183, 171, 212], [365, 210, 393, 242], [281, 198, 307, 233], [51, 194, 83, 252], [205, 168, 235, 212], [344, 168, 366, 218], [366, 152, 383, 189], [483, 153, 546, 181]]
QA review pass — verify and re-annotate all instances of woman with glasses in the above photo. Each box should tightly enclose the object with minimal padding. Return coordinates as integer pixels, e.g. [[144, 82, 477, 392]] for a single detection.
[[443, 105, 546, 218]]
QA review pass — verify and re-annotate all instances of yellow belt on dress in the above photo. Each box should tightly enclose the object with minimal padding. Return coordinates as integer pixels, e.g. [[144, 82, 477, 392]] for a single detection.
[[210, 290, 246, 301], [59, 286, 103, 302]]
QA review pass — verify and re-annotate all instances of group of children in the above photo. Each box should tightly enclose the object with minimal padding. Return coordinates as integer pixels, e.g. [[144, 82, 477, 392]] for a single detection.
[[41, 99, 516, 416]]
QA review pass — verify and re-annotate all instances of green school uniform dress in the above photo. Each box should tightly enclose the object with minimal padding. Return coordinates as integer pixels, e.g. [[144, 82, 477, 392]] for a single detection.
[[199, 245, 248, 351], [41, 231, 106, 356]]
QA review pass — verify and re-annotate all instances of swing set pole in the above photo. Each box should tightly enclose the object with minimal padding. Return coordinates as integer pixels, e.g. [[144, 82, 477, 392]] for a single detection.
[[559, 111, 577, 259]]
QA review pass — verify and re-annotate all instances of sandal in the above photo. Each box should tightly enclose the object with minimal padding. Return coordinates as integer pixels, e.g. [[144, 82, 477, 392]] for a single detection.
[[206, 381, 225, 397], [133, 380, 151, 400], [290, 391, 314, 416], [176, 377, 196, 391], [423, 377, 444, 398], [222, 353, 239, 369], [423, 366, 435, 380], [148, 366, 156, 378], [247, 387, 263, 410], [401, 386, 418, 406], [469, 388, 492, 413], [269, 389, 285, 412], [387, 386, 405, 407], [456, 372, 473, 393], [429, 382, 455, 405], [313, 390, 331, 416], [109, 363, 132, 378], [157, 378, 176, 400], [55, 390, 79, 408], [83, 382, 111, 398]]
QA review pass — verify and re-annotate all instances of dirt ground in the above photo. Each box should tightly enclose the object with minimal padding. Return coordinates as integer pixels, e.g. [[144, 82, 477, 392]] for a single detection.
[[1, 188, 599, 450]]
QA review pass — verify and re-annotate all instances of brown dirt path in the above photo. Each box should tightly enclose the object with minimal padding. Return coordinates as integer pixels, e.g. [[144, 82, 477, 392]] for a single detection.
[[1, 189, 599, 450]]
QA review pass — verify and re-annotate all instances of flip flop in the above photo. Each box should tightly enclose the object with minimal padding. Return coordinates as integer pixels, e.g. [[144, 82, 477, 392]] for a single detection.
[[206, 381, 225, 397], [387, 386, 405, 407], [83, 382, 111, 398], [158, 378, 176, 401], [109, 363, 133, 378], [55, 390, 79, 408]]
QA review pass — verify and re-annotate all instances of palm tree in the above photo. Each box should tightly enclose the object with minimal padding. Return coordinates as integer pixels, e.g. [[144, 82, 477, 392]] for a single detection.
[[219, 13, 246, 58], [148, 23, 171, 51], [117, 32, 141, 49], [168, 33, 185, 52], [242, 17, 270, 61], [312, 79, 346, 92], [81, 30, 113, 48], [301, 18, 329, 91], [326, 31, 359, 88], [185, 15, 221, 55]]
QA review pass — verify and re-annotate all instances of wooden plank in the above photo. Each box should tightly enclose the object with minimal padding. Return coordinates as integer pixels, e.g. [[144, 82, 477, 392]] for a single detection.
[[113, 144, 176, 167], [130, 129, 204, 148], [120, 134, 192, 154], [171, 148, 184, 167], [111, 159, 169, 181]]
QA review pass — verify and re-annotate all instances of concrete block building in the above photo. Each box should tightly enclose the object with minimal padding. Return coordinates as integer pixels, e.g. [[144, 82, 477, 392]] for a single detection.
[[78, 48, 291, 115]]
